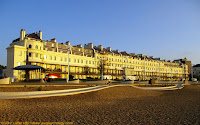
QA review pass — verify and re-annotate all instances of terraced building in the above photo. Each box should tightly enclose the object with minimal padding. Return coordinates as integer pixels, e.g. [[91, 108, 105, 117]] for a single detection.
[[4, 29, 189, 81]]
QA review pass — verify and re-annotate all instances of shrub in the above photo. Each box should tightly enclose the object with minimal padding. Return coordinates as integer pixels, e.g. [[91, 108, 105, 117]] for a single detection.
[[38, 86, 42, 91]]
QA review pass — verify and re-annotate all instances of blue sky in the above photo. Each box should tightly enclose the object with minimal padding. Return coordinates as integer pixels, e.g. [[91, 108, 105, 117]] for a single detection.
[[0, 0, 200, 66]]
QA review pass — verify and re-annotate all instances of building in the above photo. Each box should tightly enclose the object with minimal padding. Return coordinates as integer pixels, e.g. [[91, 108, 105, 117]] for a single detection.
[[4, 29, 189, 81], [174, 58, 192, 78], [0, 70, 3, 78], [192, 64, 200, 80]]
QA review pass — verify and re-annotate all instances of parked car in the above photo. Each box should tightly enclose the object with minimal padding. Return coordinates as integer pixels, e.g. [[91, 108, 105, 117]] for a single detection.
[[192, 78, 197, 82], [181, 78, 185, 81], [100, 75, 112, 80], [45, 74, 61, 82], [123, 75, 137, 81]]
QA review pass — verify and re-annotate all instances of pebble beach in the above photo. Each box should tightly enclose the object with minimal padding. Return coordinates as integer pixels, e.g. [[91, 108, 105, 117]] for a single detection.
[[0, 85, 200, 124]]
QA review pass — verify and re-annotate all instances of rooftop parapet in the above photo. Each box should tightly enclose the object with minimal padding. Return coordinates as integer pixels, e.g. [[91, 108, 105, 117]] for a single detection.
[[154, 58, 161, 61]]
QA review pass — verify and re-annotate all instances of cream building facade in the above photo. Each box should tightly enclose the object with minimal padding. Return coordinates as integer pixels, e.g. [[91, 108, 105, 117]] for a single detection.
[[4, 29, 189, 81]]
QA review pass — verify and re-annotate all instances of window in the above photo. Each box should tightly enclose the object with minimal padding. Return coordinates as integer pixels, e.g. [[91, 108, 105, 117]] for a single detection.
[[44, 42, 47, 45], [29, 52, 32, 57], [74, 59, 76, 63], [35, 53, 38, 57], [89, 61, 91, 64], [19, 51, 22, 56], [77, 59, 79, 63], [29, 44, 32, 48], [65, 58, 67, 62], [50, 56, 52, 60], [44, 55, 47, 59], [52, 43, 54, 47], [35, 45, 38, 49], [60, 57, 62, 61], [17, 62, 21, 66], [81, 60, 83, 63], [54, 56, 56, 60]]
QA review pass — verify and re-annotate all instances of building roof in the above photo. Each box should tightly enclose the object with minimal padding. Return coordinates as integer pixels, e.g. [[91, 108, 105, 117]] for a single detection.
[[25, 33, 40, 40], [12, 33, 41, 43]]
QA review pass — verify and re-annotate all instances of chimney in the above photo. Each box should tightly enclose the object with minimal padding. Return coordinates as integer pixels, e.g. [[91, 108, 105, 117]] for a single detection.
[[65, 41, 70, 45], [20, 29, 25, 41], [84, 43, 93, 49], [36, 30, 42, 40], [39, 30, 42, 40], [98, 45, 103, 51], [77, 44, 82, 48], [106, 47, 111, 52], [51, 38, 56, 42]]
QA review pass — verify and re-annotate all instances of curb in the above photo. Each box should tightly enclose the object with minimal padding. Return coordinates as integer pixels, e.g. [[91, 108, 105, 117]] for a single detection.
[[0, 84, 125, 99], [0, 84, 184, 99], [131, 84, 184, 90]]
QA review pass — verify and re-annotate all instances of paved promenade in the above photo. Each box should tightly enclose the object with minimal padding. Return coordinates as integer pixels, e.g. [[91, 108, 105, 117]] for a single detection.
[[0, 84, 184, 99]]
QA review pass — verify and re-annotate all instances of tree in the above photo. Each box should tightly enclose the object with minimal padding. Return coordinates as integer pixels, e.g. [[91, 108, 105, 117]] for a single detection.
[[84, 65, 90, 77], [0, 65, 6, 70], [97, 59, 107, 78]]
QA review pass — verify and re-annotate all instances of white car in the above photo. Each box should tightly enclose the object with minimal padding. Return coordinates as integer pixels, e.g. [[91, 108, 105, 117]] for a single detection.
[[192, 78, 197, 82]]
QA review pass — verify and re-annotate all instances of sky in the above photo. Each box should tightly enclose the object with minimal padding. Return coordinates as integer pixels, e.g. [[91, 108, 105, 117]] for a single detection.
[[0, 0, 200, 66]]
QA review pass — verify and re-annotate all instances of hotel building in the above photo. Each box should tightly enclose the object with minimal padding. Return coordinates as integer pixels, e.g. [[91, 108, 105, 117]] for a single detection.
[[4, 29, 189, 81]]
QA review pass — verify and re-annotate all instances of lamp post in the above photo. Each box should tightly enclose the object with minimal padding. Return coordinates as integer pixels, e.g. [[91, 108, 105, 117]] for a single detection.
[[171, 63, 172, 82], [159, 61, 160, 81], [125, 56, 127, 76], [191, 63, 194, 80], [66, 45, 71, 83], [101, 57, 103, 80], [144, 56, 146, 81]]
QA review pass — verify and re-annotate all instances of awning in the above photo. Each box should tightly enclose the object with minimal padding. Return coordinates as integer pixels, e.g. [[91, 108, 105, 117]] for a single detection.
[[13, 65, 44, 70]]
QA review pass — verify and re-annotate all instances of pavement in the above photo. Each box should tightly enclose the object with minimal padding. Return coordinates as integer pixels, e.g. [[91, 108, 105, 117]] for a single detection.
[[0, 82, 185, 99], [132, 84, 184, 90]]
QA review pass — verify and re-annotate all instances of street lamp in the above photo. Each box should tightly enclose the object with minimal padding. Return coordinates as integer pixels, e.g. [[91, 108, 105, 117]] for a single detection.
[[171, 62, 172, 82], [66, 45, 71, 83], [144, 56, 146, 81], [101, 57, 103, 80]]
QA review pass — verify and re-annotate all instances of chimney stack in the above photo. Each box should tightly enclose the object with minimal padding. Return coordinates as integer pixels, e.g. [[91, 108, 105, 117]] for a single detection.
[[20, 29, 25, 41], [65, 41, 70, 45], [36, 30, 42, 40], [50, 38, 56, 42], [39, 30, 42, 40]]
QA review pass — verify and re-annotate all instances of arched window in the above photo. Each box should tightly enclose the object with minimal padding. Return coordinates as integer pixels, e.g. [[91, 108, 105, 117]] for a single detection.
[[35, 45, 38, 49], [29, 44, 32, 48]]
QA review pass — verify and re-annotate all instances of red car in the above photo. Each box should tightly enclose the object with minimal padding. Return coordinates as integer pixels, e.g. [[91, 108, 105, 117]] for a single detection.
[[45, 74, 61, 82]]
